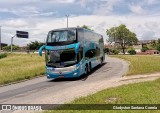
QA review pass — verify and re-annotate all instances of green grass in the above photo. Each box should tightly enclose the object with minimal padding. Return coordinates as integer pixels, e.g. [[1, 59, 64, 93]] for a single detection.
[[0, 53, 7, 59], [45, 78, 160, 113], [0, 54, 45, 85], [44, 55, 160, 113], [111, 55, 160, 75]]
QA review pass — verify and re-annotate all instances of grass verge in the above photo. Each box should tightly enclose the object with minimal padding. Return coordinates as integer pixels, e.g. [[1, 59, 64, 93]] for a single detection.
[[0, 53, 7, 59], [0, 54, 45, 85], [45, 78, 160, 113], [111, 55, 160, 75], [45, 55, 160, 113]]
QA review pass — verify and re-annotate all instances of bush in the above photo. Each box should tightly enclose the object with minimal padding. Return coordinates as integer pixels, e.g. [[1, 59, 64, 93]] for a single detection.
[[2, 45, 20, 51], [27, 41, 44, 50], [141, 46, 149, 52], [0, 53, 7, 59], [128, 49, 136, 55], [104, 48, 109, 53], [112, 49, 119, 55], [156, 44, 160, 51]]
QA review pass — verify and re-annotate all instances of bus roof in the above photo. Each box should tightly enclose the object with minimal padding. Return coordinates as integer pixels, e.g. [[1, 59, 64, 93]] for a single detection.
[[49, 27, 79, 31], [49, 27, 103, 37]]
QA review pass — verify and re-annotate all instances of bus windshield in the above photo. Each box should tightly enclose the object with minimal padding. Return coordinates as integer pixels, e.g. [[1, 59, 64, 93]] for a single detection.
[[47, 30, 76, 43], [46, 48, 77, 67]]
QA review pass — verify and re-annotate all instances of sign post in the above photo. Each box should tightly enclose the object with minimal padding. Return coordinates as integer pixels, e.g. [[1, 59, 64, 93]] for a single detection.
[[11, 31, 28, 53], [11, 35, 16, 53]]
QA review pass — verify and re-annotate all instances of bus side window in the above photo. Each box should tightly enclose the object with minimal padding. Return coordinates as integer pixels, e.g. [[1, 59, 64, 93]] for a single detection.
[[95, 47, 100, 56], [78, 47, 83, 62], [85, 49, 96, 59]]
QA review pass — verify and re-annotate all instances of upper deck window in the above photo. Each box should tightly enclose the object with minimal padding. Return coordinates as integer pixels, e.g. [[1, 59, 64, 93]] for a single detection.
[[47, 30, 76, 43]]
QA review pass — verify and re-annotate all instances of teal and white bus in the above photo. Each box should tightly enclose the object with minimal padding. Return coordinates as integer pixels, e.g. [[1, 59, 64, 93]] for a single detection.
[[39, 27, 105, 79]]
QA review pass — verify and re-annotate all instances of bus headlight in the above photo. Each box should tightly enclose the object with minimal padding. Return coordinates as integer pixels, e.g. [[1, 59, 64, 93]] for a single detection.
[[46, 74, 50, 77], [67, 65, 79, 71], [46, 69, 52, 73], [73, 72, 77, 76]]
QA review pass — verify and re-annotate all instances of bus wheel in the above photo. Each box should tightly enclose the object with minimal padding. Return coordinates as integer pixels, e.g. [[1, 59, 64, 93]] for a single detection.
[[85, 65, 88, 75], [88, 63, 91, 73]]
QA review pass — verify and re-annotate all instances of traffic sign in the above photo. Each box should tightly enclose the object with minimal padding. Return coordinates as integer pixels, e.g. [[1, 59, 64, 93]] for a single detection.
[[16, 31, 28, 38]]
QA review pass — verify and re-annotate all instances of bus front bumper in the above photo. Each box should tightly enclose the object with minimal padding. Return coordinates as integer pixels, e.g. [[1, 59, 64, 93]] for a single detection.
[[46, 65, 80, 79]]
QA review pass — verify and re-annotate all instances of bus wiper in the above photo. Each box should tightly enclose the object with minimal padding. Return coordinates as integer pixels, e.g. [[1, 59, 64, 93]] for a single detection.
[[46, 63, 56, 67]]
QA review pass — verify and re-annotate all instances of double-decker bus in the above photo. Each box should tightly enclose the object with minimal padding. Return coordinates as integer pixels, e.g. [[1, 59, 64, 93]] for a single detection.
[[39, 27, 105, 79]]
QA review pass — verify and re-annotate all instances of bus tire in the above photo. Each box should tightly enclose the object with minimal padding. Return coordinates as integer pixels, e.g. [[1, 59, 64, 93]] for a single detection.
[[85, 64, 88, 75], [88, 62, 91, 73]]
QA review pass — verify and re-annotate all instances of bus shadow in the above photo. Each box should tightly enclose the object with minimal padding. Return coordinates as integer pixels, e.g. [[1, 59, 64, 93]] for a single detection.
[[49, 62, 107, 82], [80, 62, 107, 81]]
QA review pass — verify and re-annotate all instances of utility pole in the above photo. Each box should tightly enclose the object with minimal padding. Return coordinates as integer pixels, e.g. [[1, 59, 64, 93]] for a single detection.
[[65, 15, 69, 28], [11, 35, 16, 53], [0, 26, 1, 51]]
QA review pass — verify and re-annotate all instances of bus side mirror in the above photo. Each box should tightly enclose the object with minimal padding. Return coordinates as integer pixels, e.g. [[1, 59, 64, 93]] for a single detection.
[[39, 45, 46, 56]]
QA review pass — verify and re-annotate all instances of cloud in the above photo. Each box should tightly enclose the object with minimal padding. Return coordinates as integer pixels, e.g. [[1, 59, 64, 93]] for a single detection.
[[0, 0, 38, 5], [128, 0, 160, 16], [129, 5, 146, 15], [0, 6, 56, 18], [141, 31, 156, 40], [44, 0, 75, 4], [1, 14, 160, 46], [144, 0, 160, 5], [93, 0, 121, 15], [77, 0, 95, 7], [0, 8, 9, 13], [1, 0, 160, 46], [3, 19, 28, 27]]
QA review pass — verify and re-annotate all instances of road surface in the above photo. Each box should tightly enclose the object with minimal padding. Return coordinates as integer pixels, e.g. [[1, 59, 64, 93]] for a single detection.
[[0, 57, 129, 104]]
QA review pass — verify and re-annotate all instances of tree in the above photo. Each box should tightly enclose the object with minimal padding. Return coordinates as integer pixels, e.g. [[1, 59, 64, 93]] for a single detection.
[[156, 44, 160, 51], [27, 41, 44, 50], [104, 48, 109, 53], [82, 25, 93, 31], [150, 40, 156, 49], [141, 46, 149, 52], [106, 24, 138, 54], [112, 49, 120, 54], [157, 38, 160, 44]]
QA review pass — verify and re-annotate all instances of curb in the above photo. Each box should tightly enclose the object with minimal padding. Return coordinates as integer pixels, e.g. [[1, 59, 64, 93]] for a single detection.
[[121, 74, 160, 81]]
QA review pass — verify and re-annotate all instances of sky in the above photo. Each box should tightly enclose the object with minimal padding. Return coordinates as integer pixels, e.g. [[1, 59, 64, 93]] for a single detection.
[[0, 0, 160, 46]]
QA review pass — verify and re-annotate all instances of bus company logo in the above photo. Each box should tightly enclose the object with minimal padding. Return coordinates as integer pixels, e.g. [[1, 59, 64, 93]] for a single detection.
[[52, 46, 67, 50], [2, 105, 12, 110], [59, 71, 62, 74]]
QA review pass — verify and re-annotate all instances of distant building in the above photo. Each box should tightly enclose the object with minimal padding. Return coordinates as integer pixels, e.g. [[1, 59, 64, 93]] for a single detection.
[[138, 40, 156, 45], [137, 50, 159, 55], [0, 43, 8, 50], [146, 50, 159, 55], [20, 46, 28, 51], [134, 40, 159, 55], [104, 44, 113, 49], [133, 45, 142, 53]]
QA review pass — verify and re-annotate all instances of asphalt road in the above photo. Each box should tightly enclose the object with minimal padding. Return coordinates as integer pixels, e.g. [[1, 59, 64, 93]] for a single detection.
[[0, 57, 129, 104]]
